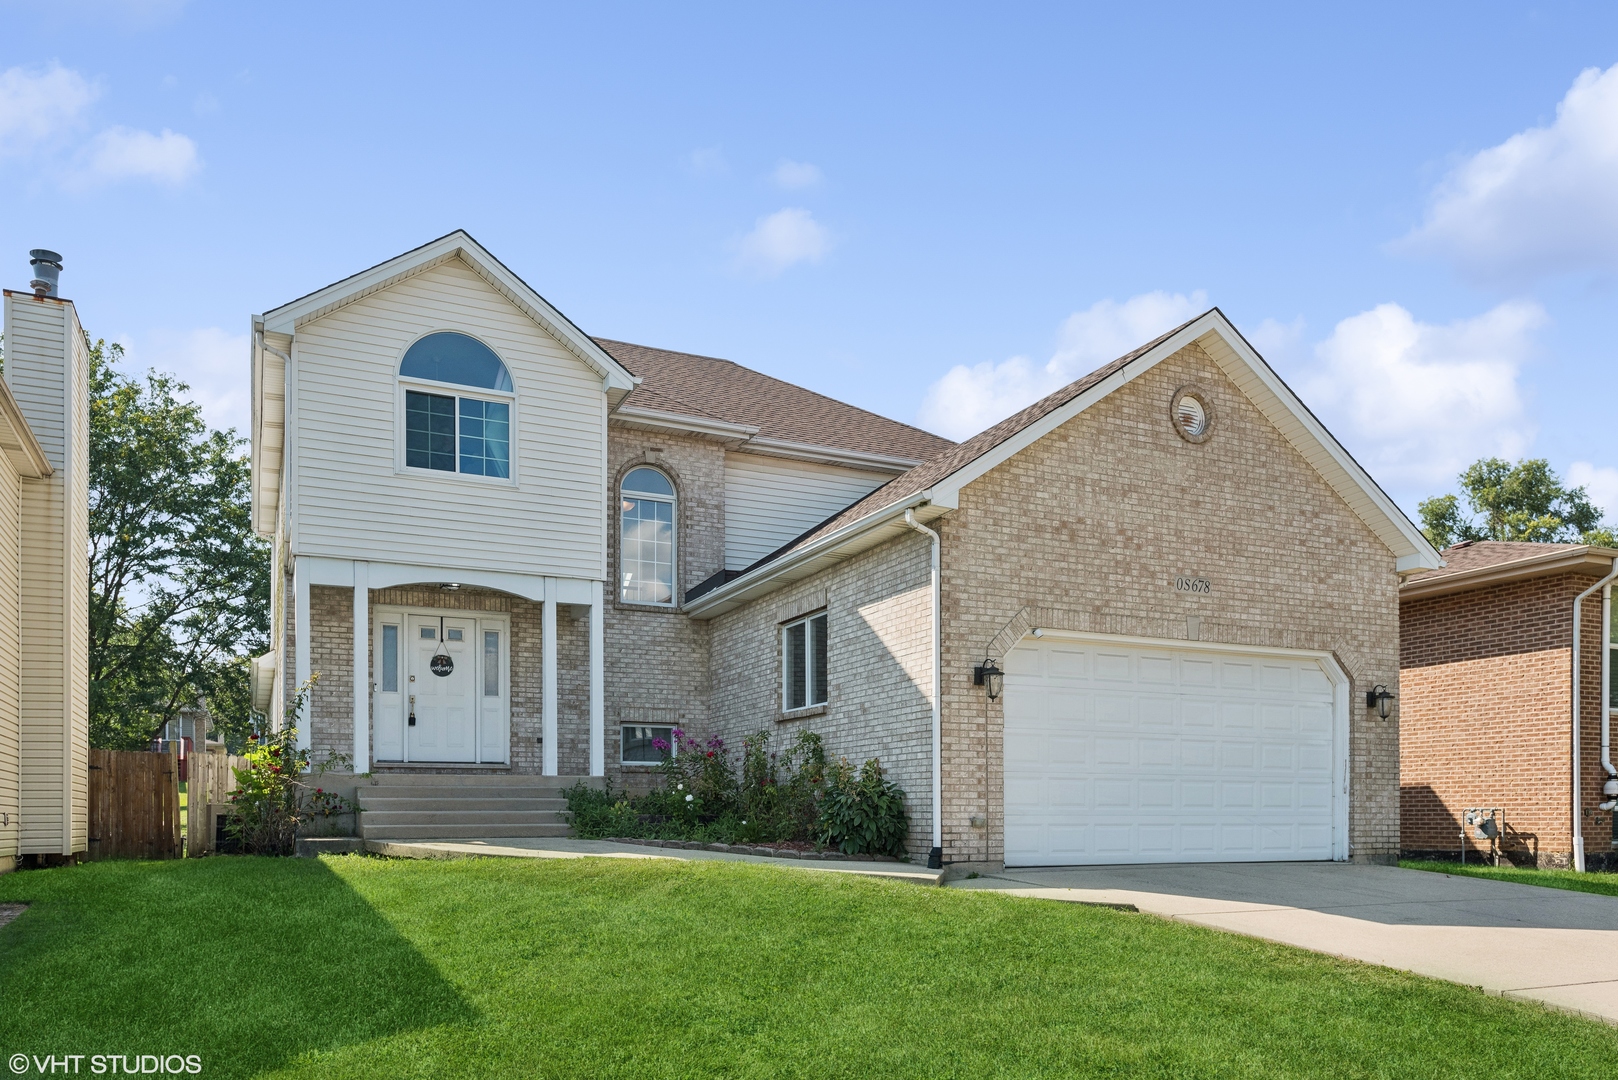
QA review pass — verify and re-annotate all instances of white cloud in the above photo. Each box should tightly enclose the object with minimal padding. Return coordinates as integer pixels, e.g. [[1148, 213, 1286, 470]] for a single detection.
[[0, 63, 99, 158], [129, 327, 250, 435], [1246, 315, 1306, 367], [1305, 301, 1544, 491], [734, 207, 830, 276], [1569, 462, 1618, 522], [78, 126, 199, 185], [917, 290, 1208, 441], [773, 159, 822, 189], [1399, 62, 1618, 282], [687, 146, 726, 175]]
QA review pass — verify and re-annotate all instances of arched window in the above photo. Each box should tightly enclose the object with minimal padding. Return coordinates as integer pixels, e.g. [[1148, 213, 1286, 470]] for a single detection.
[[620, 467, 675, 605], [399, 332, 514, 478]]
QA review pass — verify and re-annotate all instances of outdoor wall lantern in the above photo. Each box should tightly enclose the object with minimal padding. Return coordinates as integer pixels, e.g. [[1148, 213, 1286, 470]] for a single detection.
[[1366, 684, 1396, 719], [974, 658, 1004, 701]]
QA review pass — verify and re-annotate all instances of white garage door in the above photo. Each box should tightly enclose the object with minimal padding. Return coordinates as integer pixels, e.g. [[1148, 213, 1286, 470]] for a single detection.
[[1003, 637, 1343, 867]]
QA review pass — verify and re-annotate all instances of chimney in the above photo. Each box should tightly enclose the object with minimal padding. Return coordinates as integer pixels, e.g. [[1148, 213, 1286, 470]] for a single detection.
[[28, 249, 62, 298]]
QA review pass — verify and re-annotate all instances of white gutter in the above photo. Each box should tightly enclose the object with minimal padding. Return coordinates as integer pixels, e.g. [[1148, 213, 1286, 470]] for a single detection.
[[904, 509, 943, 870], [1571, 559, 1618, 872]]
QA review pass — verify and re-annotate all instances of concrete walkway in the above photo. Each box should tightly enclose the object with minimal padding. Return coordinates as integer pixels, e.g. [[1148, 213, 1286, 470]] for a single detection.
[[952, 861, 1618, 1024], [363, 836, 946, 885]]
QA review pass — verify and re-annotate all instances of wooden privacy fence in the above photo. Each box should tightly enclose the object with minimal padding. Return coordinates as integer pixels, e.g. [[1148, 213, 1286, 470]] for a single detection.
[[88, 746, 249, 860], [89, 748, 181, 860], [187, 746, 249, 857]]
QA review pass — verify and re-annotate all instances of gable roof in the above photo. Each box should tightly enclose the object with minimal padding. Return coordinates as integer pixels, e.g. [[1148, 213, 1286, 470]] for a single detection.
[[597, 338, 954, 466], [687, 307, 1443, 618], [258, 230, 637, 397], [1401, 540, 1618, 600]]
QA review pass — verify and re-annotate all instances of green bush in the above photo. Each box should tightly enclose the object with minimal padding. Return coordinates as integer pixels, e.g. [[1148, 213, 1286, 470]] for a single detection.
[[563, 727, 907, 856], [815, 757, 910, 857], [225, 678, 360, 855]]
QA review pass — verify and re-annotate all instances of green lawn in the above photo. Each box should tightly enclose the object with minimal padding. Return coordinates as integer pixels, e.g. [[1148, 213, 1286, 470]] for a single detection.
[[1402, 858, 1618, 898], [2, 858, 1617, 1079]]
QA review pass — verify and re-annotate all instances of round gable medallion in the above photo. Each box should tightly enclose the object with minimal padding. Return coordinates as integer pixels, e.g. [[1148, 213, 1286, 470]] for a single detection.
[[1170, 385, 1215, 444]]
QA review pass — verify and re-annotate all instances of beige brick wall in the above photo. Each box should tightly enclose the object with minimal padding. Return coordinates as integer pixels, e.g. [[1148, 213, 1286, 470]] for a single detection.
[[1401, 572, 1611, 867], [936, 341, 1401, 865], [708, 533, 935, 856]]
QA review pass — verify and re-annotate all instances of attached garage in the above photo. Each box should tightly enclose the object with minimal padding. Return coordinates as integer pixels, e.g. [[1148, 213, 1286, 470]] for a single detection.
[[1003, 635, 1349, 867]]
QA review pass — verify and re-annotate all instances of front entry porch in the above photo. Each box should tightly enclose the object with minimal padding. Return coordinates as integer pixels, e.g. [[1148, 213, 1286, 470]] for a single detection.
[[293, 557, 605, 776]]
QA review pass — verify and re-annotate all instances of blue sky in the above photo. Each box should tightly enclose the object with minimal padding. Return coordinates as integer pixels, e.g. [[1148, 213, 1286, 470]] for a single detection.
[[3, 1, 1618, 521]]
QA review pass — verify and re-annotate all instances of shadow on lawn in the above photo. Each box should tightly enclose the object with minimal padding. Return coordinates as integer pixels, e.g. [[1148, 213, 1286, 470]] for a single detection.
[[0, 857, 475, 1079]]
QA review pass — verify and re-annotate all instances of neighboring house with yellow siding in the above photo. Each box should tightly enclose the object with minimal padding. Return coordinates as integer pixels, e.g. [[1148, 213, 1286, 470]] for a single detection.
[[0, 250, 92, 872]]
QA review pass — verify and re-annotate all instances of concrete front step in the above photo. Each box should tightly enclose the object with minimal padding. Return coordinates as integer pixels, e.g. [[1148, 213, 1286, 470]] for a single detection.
[[364, 809, 569, 828], [359, 797, 567, 813], [362, 822, 574, 840], [365, 773, 600, 789]]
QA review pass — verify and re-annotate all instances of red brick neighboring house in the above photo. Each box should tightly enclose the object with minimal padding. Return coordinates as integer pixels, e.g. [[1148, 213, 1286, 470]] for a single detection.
[[1400, 541, 1618, 868]]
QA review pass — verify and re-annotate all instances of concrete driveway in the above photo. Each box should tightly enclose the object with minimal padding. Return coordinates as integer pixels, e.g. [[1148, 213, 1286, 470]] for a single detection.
[[952, 862, 1618, 1024]]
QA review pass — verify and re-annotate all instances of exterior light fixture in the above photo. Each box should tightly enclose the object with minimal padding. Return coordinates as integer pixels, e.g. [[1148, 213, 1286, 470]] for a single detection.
[[973, 658, 1004, 701], [440, 582, 461, 591], [1366, 684, 1396, 720]]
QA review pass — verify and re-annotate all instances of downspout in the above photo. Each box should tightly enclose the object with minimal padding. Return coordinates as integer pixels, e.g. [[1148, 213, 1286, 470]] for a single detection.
[[905, 509, 943, 870], [1601, 582, 1618, 812], [1571, 558, 1618, 872]]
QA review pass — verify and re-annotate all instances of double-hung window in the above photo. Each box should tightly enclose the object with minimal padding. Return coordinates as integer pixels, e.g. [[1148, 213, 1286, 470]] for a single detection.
[[782, 611, 827, 711], [399, 331, 514, 479]]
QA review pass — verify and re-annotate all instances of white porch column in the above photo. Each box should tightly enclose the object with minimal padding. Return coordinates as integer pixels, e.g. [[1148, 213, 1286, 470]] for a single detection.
[[542, 577, 558, 775], [352, 561, 369, 773], [589, 580, 604, 777], [293, 556, 311, 751]]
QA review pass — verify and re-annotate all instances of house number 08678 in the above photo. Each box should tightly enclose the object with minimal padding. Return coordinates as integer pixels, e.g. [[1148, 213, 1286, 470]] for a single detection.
[[1175, 576, 1211, 594]]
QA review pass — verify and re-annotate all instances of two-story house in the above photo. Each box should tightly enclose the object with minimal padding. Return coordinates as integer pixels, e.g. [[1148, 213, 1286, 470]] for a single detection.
[[250, 232, 1440, 869]]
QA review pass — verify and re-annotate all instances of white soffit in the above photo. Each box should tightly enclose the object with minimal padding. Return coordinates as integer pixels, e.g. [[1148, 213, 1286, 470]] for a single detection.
[[257, 231, 637, 395]]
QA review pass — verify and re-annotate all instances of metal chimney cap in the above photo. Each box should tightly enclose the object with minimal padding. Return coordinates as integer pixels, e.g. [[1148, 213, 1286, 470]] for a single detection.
[[27, 249, 62, 298]]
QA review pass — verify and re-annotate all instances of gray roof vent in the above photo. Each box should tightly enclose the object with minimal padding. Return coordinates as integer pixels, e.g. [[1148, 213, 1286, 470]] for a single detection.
[[28, 249, 62, 298]]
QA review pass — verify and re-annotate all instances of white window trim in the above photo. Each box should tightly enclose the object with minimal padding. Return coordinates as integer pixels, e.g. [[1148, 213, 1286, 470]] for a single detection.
[[619, 722, 676, 766], [394, 373, 519, 486], [619, 469, 678, 609], [781, 611, 828, 712]]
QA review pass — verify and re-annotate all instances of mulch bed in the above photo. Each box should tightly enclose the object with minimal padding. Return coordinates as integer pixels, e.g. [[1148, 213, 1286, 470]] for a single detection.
[[604, 838, 903, 863]]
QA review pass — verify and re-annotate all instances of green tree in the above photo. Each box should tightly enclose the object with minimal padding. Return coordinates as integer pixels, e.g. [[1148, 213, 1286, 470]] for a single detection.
[[1419, 457, 1616, 550], [89, 340, 268, 750]]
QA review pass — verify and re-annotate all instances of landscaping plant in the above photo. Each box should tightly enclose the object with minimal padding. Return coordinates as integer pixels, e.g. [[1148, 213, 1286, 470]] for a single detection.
[[225, 678, 360, 855], [564, 727, 909, 856]]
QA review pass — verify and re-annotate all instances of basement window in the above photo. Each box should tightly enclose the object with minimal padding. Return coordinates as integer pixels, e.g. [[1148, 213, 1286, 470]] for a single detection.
[[622, 724, 674, 764], [782, 612, 828, 712]]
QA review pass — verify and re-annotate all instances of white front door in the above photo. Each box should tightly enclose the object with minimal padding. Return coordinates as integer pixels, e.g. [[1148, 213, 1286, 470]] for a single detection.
[[408, 615, 477, 762], [372, 608, 510, 764], [1002, 635, 1346, 867]]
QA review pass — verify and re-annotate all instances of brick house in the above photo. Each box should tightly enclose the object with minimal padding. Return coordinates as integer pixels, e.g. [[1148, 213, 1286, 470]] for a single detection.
[[249, 232, 1439, 868], [1400, 540, 1618, 869]]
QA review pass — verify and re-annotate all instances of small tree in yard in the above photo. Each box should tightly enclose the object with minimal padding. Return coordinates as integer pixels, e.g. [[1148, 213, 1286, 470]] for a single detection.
[[225, 678, 358, 855]]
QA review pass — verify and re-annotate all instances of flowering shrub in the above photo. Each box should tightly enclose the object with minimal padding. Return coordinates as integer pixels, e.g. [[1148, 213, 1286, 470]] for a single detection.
[[564, 727, 907, 856], [225, 678, 361, 856]]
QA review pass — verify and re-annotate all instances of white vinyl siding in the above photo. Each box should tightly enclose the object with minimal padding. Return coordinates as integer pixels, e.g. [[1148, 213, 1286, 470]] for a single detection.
[[291, 258, 607, 579], [0, 459, 19, 860], [723, 453, 889, 570], [4, 294, 91, 855], [1003, 638, 1342, 867]]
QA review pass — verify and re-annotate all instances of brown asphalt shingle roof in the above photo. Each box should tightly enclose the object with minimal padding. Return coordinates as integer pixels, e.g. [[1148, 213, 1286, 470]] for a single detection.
[[735, 314, 1202, 573], [596, 338, 955, 464], [1407, 540, 1585, 582]]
